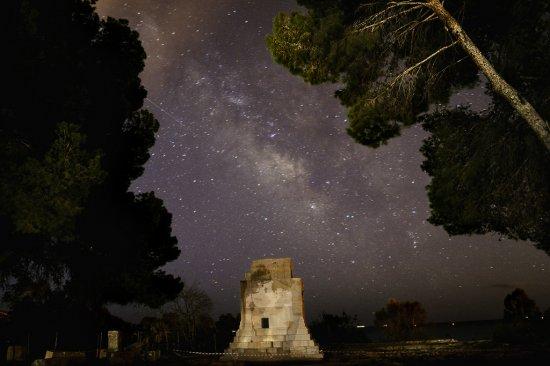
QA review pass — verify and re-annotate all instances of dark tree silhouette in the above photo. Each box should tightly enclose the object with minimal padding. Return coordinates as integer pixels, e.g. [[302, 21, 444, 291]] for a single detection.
[[267, 0, 550, 253], [166, 285, 214, 349], [0, 0, 182, 354], [503, 288, 541, 323], [374, 299, 427, 340], [494, 288, 545, 344]]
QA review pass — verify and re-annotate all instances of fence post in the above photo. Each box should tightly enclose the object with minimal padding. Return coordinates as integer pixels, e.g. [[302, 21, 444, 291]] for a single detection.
[[96, 333, 100, 358], [98, 332, 103, 358], [26, 333, 30, 365], [214, 330, 217, 353]]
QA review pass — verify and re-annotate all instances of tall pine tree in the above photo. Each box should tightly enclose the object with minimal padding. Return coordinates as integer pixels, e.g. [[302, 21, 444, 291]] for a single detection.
[[0, 0, 183, 352], [267, 0, 550, 253]]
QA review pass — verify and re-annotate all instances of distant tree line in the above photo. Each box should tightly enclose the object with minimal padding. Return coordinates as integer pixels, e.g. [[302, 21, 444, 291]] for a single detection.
[[376, 290, 550, 343], [38, 285, 544, 357], [314, 289, 550, 344]]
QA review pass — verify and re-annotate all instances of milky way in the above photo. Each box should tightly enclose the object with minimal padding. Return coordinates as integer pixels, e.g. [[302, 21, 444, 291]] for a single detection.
[[97, 0, 550, 324]]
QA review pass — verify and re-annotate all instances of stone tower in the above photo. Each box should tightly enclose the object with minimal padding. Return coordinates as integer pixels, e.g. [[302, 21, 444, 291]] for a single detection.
[[224, 258, 322, 360]]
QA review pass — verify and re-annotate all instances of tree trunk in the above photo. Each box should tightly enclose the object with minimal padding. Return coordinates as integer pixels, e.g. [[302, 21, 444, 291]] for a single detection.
[[427, 0, 550, 150]]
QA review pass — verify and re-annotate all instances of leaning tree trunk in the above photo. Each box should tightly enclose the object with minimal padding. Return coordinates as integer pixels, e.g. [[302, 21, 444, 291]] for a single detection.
[[427, 0, 550, 150]]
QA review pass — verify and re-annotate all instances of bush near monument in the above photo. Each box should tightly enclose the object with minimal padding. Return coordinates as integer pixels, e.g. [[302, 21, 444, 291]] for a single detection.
[[374, 299, 427, 341]]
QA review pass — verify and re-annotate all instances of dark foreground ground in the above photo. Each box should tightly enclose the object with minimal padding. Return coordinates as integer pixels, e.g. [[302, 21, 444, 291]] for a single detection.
[[25, 340, 550, 365], [154, 340, 550, 366]]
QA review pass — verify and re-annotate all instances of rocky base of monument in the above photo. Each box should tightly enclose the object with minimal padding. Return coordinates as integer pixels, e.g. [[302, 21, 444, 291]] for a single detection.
[[221, 345, 322, 361], [223, 329, 323, 361]]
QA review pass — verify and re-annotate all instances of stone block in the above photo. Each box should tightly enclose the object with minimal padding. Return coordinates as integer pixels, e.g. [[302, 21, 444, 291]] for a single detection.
[[44, 351, 85, 359], [107, 330, 120, 352], [285, 334, 311, 341], [6, 345, 26, 361], [146, 350, 161, 362]]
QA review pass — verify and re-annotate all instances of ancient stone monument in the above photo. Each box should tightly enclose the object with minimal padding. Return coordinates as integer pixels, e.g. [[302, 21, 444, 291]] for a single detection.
[[224, 258, 322, 360]]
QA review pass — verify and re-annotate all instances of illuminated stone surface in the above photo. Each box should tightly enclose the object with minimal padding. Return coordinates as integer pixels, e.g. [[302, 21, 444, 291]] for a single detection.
[[224, 258, 322, 360], [107, 330, 120, 352]]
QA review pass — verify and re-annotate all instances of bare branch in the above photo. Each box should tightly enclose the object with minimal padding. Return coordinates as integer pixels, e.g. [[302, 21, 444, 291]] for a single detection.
[[388, 1, 430, 8], [355, 4, 425, 33], [388, 40, 458, 89], [391, 12, 436, 41], [362, 1, 418, 18], [427, 55, 468, 87]]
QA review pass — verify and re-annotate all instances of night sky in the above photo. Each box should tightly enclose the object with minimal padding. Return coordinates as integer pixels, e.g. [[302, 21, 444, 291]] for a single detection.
[[97, 0, 550, 324]]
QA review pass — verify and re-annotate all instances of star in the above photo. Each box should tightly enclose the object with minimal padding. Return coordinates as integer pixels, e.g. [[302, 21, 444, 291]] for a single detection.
[[96, 0, 550, 325]]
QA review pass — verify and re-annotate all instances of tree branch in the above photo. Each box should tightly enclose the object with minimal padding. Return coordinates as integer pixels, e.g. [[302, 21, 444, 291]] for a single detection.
[[355, 4, 425, 32], [426, 0, 550, 150], [389, 40, 458, 89]]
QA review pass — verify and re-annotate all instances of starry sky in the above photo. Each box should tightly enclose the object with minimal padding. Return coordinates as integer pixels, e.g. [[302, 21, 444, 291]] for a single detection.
[[97, 0, 550, 324]]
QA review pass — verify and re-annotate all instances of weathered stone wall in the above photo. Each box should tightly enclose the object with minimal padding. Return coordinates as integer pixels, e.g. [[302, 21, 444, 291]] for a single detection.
[[224, 258, 322, 360]]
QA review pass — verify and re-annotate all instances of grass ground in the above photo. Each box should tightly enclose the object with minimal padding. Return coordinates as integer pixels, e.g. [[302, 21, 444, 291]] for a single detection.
[[161, 339, 550, 366]]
